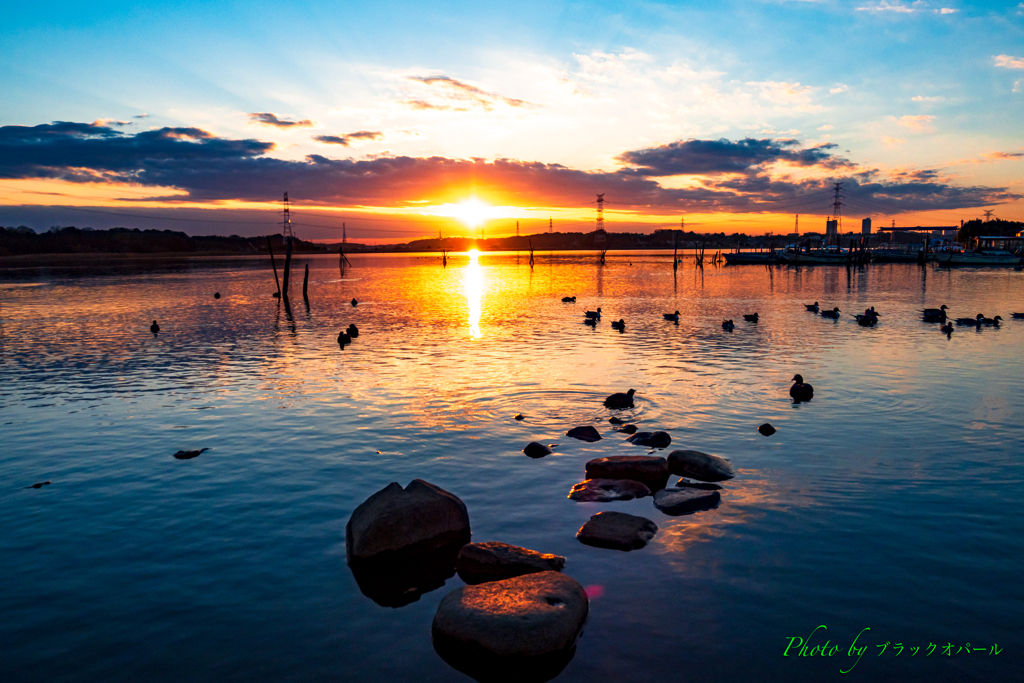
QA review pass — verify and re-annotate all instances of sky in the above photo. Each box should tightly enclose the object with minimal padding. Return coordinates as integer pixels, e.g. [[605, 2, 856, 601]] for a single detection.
[[1, 0, 1022, 242]]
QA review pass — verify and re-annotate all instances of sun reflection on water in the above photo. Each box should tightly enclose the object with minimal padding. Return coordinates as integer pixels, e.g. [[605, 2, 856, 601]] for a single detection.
[[465, 250, 483, 339]]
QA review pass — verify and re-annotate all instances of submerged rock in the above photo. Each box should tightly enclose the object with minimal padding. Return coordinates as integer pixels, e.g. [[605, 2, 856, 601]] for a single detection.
[[523, 442, 552, 459], [565, 426, 602, 443], [576, 511, 658, 551], [568, 478, 651, 502], [617, 424, 638, 435], [626, 431, 672, 448], [653, 487, 722, 515], [585, 455, 669, 492], [758, 423, 777, 436], [349, 536, 466, 607], [608, 416, 625, 425], [456, 542, 566, 585], [173, 448, 209, 460], [432, 572, 588, 682], [666, 450, 735, 482], [346, 479, 471, 564]]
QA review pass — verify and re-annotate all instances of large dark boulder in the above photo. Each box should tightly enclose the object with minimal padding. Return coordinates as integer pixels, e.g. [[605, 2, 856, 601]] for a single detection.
[[666, 450, 736, 482], [432, 572, 588, 682], [568, 478, 651, 502], [566, 426, 602, 442], [456, 542, 566, 585], [653, 487, 721, 515], [576, 511, 658, 551], [626, 431, 671, 448], [585, 455, 669, 491], [346, 479, 471, 563]]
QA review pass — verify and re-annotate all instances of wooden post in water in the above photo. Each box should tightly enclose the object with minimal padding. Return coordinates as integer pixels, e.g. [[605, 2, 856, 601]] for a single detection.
[[282, 236, 293, 300], [267, 237, 282, 298], [528, 239, 535, 269], [673, 234, 679, 271], [302, 263, 309, 301]]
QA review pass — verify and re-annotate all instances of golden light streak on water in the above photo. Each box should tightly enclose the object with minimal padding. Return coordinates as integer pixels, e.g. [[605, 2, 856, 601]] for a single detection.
[[465, 249, 484, 339]]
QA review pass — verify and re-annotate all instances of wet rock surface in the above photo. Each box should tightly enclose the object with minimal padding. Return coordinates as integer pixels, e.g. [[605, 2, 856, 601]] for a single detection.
[[585, 455, 669, 491], [666, 450, 736, 482], [758, 423, 777, 436], [349, 536, 467, 608], [523, 442, 552, 459], [653, 487, 722, 515], [617, 424, 638, 435], [565, 426, 602, 442], [432, 571, 588, 682], [576, 511, 658, 551], [456, 542, 566, 585], [626, 431, 671, 448], [567, 478, 651, 502], [346, 479, 471, 563]]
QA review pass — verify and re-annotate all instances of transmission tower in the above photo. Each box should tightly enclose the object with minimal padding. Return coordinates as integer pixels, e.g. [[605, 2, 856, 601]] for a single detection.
[[342, 222, 346, 246], [983, 209, 995, 222], [282, 192, 294, 238], [549, 217, 552, 233], [516, 220, 519, 237], [596, 194, 605, 232], [795, 214, 799, 235], [831, 183, 844, 231]]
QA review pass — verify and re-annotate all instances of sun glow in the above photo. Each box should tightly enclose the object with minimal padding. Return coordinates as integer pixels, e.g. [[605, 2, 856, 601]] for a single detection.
[[446, 199, 494, 228]]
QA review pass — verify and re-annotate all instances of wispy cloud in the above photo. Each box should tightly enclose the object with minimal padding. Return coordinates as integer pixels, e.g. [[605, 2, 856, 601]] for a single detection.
[[818, 124, 834, 130], [313, 131, 384, 147], [247, 112, 315, 128], [406, 75, 534, 112], [882, 136, 906, 146], [857, 1, 957, 14], [911, 95, 945, 102], [895, 114, 936, 131], [830, 84, 849, 94], [994, 55, 1024, 69]]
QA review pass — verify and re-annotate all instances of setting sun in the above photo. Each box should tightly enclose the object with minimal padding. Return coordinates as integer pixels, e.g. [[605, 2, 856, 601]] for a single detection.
[[448, 199, 492, 228]]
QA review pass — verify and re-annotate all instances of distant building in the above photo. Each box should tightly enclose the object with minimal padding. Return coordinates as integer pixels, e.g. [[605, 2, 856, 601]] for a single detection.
[[862, 217, 871, 236], [825, 219, 838, 242]]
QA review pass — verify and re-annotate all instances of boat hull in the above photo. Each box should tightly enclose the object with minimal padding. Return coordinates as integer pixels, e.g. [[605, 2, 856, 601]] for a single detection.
[[938, 251, 1022, 266]]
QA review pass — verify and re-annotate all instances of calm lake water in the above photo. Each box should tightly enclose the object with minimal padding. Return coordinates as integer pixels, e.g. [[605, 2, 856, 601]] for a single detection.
[[1, 251, 1021, 683]]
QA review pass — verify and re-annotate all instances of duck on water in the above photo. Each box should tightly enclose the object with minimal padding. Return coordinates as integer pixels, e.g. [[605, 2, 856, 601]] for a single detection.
[[790, 375, 814, 402], [604, 389, 636, 409]]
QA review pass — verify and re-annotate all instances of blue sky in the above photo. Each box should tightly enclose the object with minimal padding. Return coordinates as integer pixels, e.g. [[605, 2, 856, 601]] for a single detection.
[[1, 1, 1022, 239]]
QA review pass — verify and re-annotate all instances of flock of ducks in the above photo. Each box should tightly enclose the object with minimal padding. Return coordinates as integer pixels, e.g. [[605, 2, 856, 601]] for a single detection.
[[921, 305, 1012, 336]]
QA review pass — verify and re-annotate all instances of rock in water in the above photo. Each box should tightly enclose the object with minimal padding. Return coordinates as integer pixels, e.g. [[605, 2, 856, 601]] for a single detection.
[[666, 450, 735, 482], [349, 537, 466, 608], [346, 479, 471, 564], [514, 414, 525, 421], [758, 423, 776, 436], [585, 455, 669, 491], [523, 442, 552, 459], [608, 416, 625, 425], [626, 431, 671, 448], [618, 424, 638, 435], [568, 478, 651, 502], [576, 511, 658, 551], [653, 487, 722, 515], [432, 572, 588, 682], [565, 426, 602, 442], [456, 542, 566, 585], [173, 448, 209, 460]]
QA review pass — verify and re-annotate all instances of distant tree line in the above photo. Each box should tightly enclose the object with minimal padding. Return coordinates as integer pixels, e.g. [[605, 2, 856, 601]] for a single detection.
[[0, 226, 328, 257], [957, 219, 1024, 244]]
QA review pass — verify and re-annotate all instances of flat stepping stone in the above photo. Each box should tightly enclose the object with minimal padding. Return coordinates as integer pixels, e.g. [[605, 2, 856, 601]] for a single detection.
[[626, 431, 671, 448], [653, 487, 721, 515], [432, 571, 588, 680], [523, 442, 552, 459], [667, 450, 735, 482], [576, 511, 658, 551], [566, 426, 601, 442], [585, 455, 669, 491], [456, 542, 565, 585], [568, 478, 651, 502]]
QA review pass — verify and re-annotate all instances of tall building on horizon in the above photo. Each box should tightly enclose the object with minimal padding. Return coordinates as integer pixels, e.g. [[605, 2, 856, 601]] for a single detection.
[[862, 217, 872, 236]]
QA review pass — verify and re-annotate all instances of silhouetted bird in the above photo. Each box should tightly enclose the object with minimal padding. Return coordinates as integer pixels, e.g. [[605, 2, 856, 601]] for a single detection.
[[743, 313, 759, 322], [611, 319, 625, 331], [722, 319, 735, 331], [561, 296, 576, 302], [150, 320, 160, 334], [604, 389, 636, 409], [940, 323, 954, 335], [338, 331, 352, 345], [347, 324, 360, 338], [585, 307, 602, 320], [981, 315, 1002, 326], [663, 310, 680, 322], [351, 298, 358, 307], [922, 304, 948, 322], [790, 375, 814, 402], [854, 313, 877, 326], [584, 317, 597, 327], [820, 307, 841, 319], [804, 301, 819, 312], [955, 315, 982, 327], [24, 480, 51, 489], [214, 292, 221, 299], [173, 448, 209, 460], [1012, 312, 1024, 319]]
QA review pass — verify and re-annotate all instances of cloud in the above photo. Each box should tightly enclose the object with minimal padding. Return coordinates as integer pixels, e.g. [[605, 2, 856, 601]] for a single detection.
[[400, 99, 470, 112], [984, 150, 1024, 160], [615, 137, 854, 176], [830, 84, 849, 94], [247, 112, 315, 128], [895, 114, 936, 131], [911, 95, 945, 102], [994, 55, 1024, 69], [746, 81, 819, 110], [134, 114, 150, 119], [313, 131, 384, 146], [857, 2, 917, 13], [406, 75, 534, 112], [939, 7, 957, 13], [882, 136, 907, 146], [818, 125, 834, 130], [0, 120, 1015, 215]]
